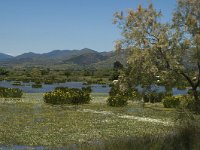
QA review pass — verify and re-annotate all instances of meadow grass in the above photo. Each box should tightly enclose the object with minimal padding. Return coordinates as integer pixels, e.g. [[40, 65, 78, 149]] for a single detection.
[[0, 93, 199, 149]]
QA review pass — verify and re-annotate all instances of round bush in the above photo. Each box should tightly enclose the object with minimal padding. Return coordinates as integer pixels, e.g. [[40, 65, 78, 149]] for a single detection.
[[44, 87, 91, 105], [163, 96, 180, 108], [107, 94, 128, 107], [0, 87, 23, 98], [32, 84, 42, 88], [82, 86, 92, 93], [179, 95, 195, 110]]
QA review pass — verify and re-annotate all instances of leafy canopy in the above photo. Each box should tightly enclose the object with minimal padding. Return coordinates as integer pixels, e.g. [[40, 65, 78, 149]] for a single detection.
[[113, 1, 199, 88]]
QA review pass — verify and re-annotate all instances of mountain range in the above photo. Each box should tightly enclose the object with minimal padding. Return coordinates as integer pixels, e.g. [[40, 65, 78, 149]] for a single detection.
[[0, 53, 13, 60], [0, 48, 127, 69]]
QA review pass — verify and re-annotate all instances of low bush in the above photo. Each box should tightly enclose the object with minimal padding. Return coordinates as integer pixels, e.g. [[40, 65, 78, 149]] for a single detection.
[[44, 87, 91, 105], [32, 84, 42, 88], [109, 84, 133, 98], [0, 87, 23, 98], [187, 89, 200, 96], [107, 85, 130, 107], [107, 94, 128, 107], [177, 86, 187, 90], [82, 86, 92, 93], [179, 95, 195, 110], [163, 96, 180, 108], [55, 87, 69, 91], [44, 80, 53, 84]]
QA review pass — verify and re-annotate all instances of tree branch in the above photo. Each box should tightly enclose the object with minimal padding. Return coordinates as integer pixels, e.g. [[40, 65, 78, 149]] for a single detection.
[[157, 48, 171, 69], [195, 62, 200, 88], [181, 72, 195, 88]]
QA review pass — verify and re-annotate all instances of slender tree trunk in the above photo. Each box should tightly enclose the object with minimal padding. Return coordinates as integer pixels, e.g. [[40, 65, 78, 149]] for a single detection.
[[192, 87, 200, 113], [180, 72, 200, 113]]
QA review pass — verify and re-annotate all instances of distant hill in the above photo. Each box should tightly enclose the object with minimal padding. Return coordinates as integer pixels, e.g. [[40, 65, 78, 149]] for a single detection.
[[65, 52, 108, 65], [0, 53, 13, 61], [15, 52, 40, 59], [0, 48, 127, 69], [41, 48, 97, 60], [13, 48, 97, 61]]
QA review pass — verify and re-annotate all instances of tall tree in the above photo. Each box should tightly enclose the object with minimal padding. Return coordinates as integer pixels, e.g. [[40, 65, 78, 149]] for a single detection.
[[113, 1, 200, 112], [173, 0, 200, 111]]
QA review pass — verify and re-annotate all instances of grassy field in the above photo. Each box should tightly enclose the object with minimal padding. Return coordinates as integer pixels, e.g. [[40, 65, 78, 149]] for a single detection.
[[0, 93, 199, 149]]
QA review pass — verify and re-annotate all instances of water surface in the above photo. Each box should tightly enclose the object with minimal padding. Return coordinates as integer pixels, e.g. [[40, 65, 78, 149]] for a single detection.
[[0, 81, 111, 93]]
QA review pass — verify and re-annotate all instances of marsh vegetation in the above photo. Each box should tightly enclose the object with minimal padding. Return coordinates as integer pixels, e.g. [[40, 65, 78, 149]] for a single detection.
[[0, 93, 199, 149]]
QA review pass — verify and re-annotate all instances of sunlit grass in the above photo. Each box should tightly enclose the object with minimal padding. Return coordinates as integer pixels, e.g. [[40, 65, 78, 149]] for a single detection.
[[0, 93, 186, 148]]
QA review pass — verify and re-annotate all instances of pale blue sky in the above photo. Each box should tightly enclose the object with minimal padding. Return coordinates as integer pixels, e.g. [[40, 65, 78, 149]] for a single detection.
[[0, 0, 177, 56]]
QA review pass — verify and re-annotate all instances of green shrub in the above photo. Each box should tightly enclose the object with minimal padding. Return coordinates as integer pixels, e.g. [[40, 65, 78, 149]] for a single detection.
[[55, 87, 69, 91], [109, 84, 133, 98], [44, 80, 53, 84], [0, 87, 23, 98], [177, 86, 187, 90], [109, 84, 119, 96], [187, 89, 200, 96], [82, 86, 92, 94], [32, 84, 42, 88], [163, 96, 180, 108], [107, 94, 128, 107], [179, 95, 195, 110], [107, 83, 134, 107], [44, 87, 91, 105]]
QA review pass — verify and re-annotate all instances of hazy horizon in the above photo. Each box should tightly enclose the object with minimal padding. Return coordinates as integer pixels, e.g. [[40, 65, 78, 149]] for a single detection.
[[0, 0, 176, 56]]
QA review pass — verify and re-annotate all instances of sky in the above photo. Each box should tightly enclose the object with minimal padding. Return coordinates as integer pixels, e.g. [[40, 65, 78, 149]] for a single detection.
[[0, 0, 177, 56]]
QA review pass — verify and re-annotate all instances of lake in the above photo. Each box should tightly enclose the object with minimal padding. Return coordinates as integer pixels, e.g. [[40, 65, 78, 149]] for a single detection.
[[0, 80, 111, 93], [0, 80, 197, 95], [136, 85, 194, 96]]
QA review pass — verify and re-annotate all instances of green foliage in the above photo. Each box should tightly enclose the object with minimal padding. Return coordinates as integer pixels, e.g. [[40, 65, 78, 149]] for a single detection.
[[41, 68, 50, 75], [180, 95, 195, 111], [107, 94, 128, 107], [82, 86, 92, 94], [188, 89, 200, 96], [114, 0, 200, 112], [111, 70, 120, 80], [0, 87, 23, 98], [113, 61, 123, 70], [163, 96, 180, 108], [0, 68, 9, 76], [111, 61, 123, 81], [109, 83, 132, 98], [177, 86, 187, 90], [143, 92, 168, 103], [32, 83, 42, 88], [64, 71, 71, 77], [107, 83, 133, 107], [44, 79, 53, 84], [1, 93, 200, 149], [44, 87, 91, 105]]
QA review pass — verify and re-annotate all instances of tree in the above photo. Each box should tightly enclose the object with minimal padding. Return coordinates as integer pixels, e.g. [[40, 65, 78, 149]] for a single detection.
[[172, 0, 200, 112], [0, 67, 9, 76], [111, 61, 123, 80], [113, 1, 200, 112], [114, 61, 123, 70], [64, 71, 71, 78]]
